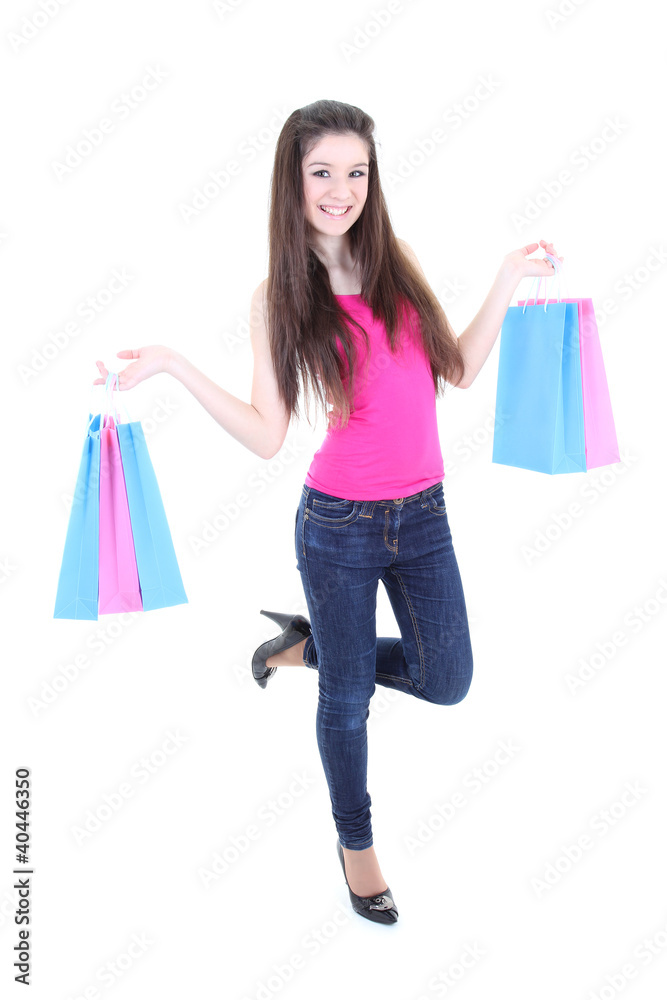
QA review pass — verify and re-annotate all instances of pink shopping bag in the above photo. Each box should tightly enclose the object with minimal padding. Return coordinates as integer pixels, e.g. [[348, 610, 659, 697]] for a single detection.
[[575, 297, 620, 468], [518, 296, 620, 470], [98, 414, 143, 615]]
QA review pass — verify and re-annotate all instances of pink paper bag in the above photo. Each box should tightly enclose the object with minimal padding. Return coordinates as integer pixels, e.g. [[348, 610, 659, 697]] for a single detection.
[[98, 416, 143, 614], [530, 297, 620, 469], [575, 297, 620, 468]]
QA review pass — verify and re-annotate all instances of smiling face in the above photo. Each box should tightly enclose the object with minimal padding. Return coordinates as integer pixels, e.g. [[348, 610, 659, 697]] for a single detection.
[[301, 133, 369, 238]]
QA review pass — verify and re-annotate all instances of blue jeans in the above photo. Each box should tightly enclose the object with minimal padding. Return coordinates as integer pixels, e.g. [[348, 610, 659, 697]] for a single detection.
[[294, 479, 473, 850]]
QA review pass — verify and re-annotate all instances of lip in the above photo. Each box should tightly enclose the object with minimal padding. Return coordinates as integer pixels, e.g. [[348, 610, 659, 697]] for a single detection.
[[318, 205, 352, 217]]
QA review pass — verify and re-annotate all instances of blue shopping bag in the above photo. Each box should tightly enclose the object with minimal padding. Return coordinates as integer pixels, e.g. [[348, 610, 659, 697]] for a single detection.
[[116, 418, 188, 612], [492, 271, 586, 475], [53, 413, 102, 620]]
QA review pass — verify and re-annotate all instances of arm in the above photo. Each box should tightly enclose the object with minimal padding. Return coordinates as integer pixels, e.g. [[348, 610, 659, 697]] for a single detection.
[[455, 261, 521, 389], [94, 279, 291, 460], [168, 280, 290, 458], [398, 238, 564, 389]]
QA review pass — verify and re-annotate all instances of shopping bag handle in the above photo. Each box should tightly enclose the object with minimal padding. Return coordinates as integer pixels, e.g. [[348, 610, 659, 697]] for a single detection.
[[82, 372, 131, 436], [102, 371, 133, 428], [521, 253, 563, 314]]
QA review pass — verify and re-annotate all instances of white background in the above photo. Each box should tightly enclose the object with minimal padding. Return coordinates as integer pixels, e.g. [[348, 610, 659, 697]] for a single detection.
[[2, 1, 666, 998]]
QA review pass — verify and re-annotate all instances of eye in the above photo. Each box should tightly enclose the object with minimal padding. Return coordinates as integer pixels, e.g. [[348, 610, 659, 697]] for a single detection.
[[313, 170, 365, 178]]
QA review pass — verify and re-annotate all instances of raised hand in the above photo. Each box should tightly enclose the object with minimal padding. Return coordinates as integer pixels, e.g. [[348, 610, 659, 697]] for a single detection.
[[504, 239, 564, 279], [92, 346, 174, 389]]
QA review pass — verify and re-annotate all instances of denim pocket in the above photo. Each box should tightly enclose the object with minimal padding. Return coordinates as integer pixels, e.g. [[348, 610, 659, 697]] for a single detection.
[[312, 496, 354, 509], [426, 485, 447, 516], [306, 498, 362, 527]]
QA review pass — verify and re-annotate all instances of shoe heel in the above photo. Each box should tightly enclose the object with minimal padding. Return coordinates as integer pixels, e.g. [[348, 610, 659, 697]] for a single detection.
[[260, 609, 295, 630]]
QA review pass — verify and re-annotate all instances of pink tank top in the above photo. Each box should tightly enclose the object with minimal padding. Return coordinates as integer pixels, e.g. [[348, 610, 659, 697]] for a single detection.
[[304, 294, 444, 500]]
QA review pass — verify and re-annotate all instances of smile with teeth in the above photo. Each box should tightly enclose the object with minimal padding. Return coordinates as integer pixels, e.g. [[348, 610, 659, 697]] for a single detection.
[[318, 205, 352, 216]]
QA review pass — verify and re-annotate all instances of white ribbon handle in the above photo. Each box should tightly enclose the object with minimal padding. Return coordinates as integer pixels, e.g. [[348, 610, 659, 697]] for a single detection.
[[102, 371, 133, 428], [521, 252, 564, 314]]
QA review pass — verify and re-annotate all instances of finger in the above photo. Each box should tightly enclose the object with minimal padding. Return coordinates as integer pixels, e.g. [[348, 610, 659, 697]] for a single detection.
[[540, 240, 557, 255], [521, 243, 539, 254], [117, 349, 139, 358]]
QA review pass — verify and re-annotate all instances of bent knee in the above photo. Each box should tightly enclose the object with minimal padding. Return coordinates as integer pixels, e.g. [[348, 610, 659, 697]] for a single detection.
[[430, 652, 473, 706]]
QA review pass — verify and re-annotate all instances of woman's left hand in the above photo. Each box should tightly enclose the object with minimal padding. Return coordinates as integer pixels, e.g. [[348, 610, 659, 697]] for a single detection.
[[503, 239, 564, 278]]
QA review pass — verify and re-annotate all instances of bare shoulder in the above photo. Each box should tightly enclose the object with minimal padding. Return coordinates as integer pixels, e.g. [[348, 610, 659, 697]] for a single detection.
[[251, 277, 269, 314], [397, 238, 427, 279], [249, 278, 269, 340], [248, 276, 290, 453]]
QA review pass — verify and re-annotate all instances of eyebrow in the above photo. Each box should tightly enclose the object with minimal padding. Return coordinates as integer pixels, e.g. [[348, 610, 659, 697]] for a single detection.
[[306, 161, 369, 168]]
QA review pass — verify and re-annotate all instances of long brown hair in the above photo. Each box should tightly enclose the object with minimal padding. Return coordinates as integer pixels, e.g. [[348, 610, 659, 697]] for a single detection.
[[266, 98, 465, 429]]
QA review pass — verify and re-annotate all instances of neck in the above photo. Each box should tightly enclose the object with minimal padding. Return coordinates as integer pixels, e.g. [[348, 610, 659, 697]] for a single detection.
[[310, 231, 355, 271]]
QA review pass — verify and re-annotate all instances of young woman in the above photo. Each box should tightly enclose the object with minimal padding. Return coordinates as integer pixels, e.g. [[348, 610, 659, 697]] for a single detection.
[[94, 99, 562, 925]]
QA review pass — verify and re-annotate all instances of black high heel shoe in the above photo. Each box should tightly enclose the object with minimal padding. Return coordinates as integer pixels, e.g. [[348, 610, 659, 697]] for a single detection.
[[251, 609, 312, 688], [336, 839, 399, 924]]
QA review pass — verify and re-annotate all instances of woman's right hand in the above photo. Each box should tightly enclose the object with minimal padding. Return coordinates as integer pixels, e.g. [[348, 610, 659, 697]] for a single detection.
[[93, 346, 176, 389]]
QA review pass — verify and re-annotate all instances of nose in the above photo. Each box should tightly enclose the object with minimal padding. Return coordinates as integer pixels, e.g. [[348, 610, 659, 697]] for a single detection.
[[324, 180, 352, 201]]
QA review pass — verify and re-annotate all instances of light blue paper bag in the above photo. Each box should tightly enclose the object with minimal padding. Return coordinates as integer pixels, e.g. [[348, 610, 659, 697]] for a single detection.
[[116, 419, 188, 612], [53, 413, 102, 620], [492, 271, 586, 474]]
